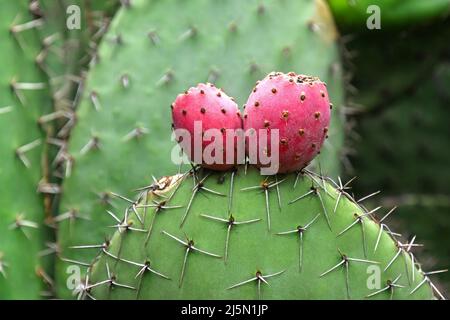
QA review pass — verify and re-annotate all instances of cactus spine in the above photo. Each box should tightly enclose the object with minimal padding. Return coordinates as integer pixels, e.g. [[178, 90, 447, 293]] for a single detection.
[[55, 0, 345, 298], [0, 1, 53, 299], [82, 166, 436, 299]]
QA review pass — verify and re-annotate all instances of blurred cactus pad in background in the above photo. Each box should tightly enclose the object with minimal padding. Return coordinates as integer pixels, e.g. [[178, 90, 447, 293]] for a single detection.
[[0, 0, 448, 300]]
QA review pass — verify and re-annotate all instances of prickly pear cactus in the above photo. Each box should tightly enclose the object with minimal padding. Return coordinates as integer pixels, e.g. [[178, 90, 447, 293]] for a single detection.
[[37, 0, 120, 106], [81, 166, 437, 299], [36, 0, 120, 157], [0, 1, 54, 299], [56, 0, 345, 297]]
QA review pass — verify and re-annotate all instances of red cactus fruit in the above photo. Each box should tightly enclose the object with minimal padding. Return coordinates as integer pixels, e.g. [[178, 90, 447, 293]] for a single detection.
[[172, 83, 243, 171], [243, 72, 331, 173]]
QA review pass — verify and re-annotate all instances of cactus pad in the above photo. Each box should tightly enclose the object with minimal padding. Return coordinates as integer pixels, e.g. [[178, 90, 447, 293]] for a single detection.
[[328, 0, 450, 29], [56, 0, 345, 297], [0, 0, 53, 299], [83, 166, 436, 299]]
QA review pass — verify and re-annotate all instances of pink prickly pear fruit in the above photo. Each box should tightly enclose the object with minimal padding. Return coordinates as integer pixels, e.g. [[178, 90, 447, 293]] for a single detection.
[[171, 83, 243, 171], [243, 72, 331, 174]]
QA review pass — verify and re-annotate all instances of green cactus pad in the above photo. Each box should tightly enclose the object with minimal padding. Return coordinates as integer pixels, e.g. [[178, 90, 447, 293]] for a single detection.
[[37, 0, 120, 106], [0, 1, 53, 299], [34, 0, 121, 197], [55, 0, 345, 297], [82, 166, 435, 299]]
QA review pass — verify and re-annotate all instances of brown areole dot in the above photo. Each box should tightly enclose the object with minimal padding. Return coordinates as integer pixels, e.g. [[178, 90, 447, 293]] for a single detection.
[[323, 127, 329, 133], [271, 88, 277, 94], [182, 109, 187, 115], [221, 108, 226, 114], [254, 101, 260, 107], [311, 143, 316, 149], [300, 92, 306, 101], [217, 92, 221, 97], [257, 3, 265, 14], [253, 87, 257, 92], [200, 107, 206, 114], [264, 120, 270, 127], [298, 128, 305, 136], [220, 128, 226, 133], [283, 45, 291, 57], [228, 21, 237, 32], [282, 110, 289, 119], [329, 103, 333, 109], [314, 111, 321, 119], [320, 90, 325, 97], [280, 138, 288, 145], [200, 89, 205, 94]]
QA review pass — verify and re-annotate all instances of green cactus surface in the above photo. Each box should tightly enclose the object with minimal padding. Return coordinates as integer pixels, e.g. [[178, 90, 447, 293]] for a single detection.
[[0, 1, 54, 299], [55, 0, 345, 298], [36, 0, 120, 155], [82, 166, 436, 299]]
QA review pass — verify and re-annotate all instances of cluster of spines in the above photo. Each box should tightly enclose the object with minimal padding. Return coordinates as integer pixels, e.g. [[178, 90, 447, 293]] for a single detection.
[[37, 0, 122, 180], [53, 0, 346, 297], [0, 0, 123, 298], [0, 0, 55, 298], [336, 12, 450, 289], [65, 166, 446, 300]]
